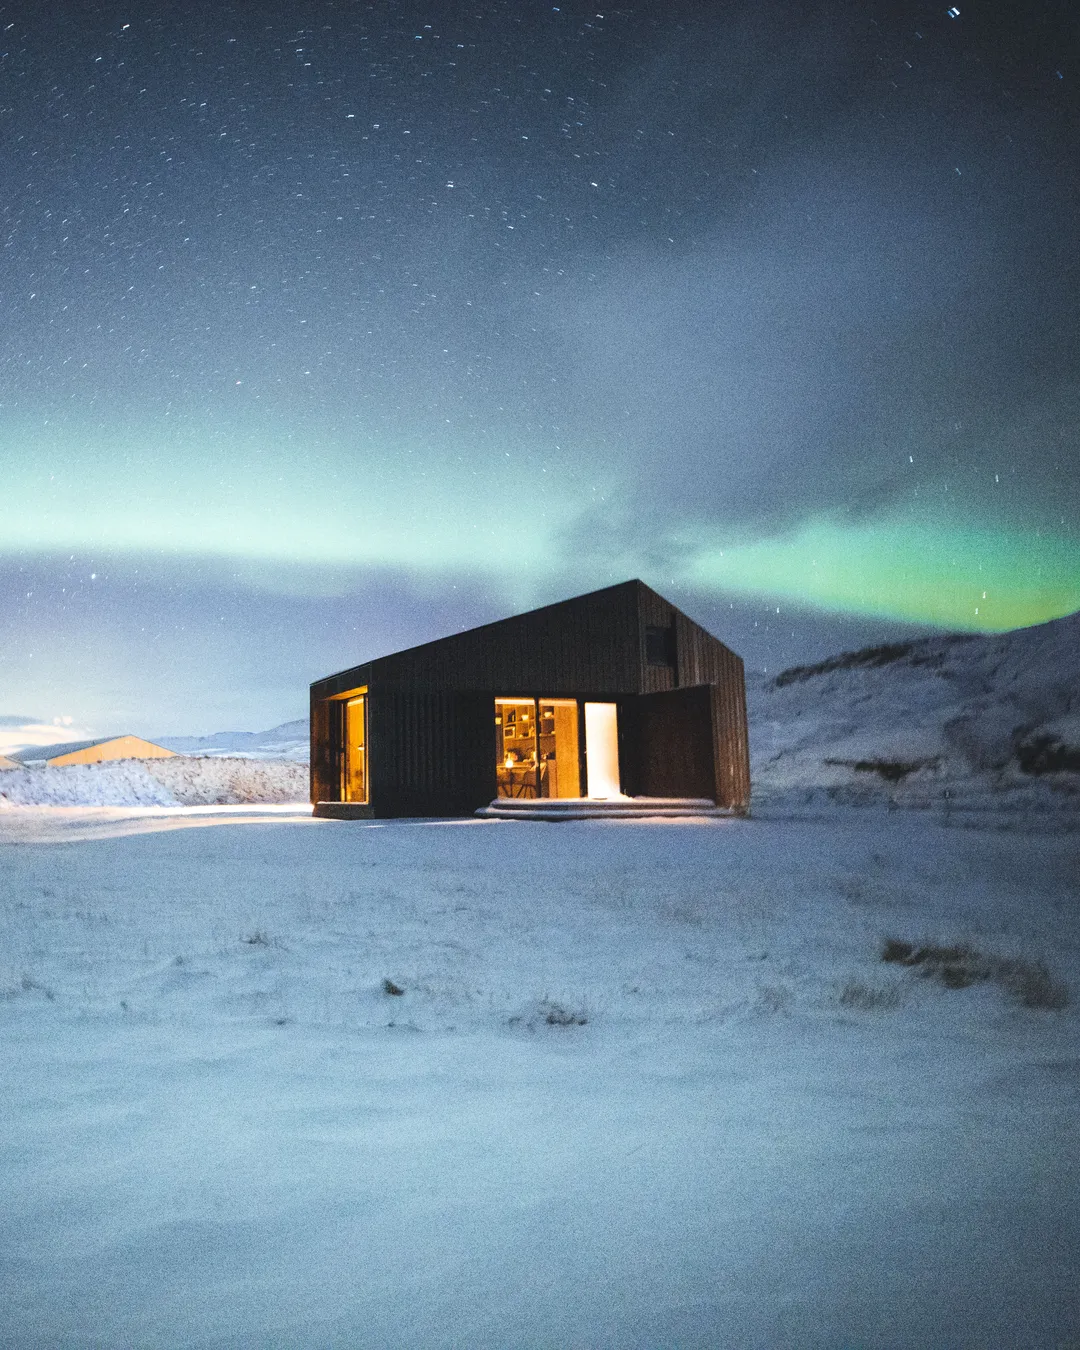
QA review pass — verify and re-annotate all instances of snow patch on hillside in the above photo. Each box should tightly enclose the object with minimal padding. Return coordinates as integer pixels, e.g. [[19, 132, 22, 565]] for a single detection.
[[157, 718, 309, 761], [750, 610, 1080, 820]]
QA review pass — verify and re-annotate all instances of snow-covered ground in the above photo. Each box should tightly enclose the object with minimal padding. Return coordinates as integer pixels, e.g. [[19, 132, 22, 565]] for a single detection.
[[1, 808, 1077, 1348], [1, 612, 1077, 1345], [0, 755, 308, 808]]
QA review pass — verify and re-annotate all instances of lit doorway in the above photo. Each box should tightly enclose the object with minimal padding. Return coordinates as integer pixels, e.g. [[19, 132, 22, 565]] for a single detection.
[[342, 692, 368, 803], [495, 698, 580, 799], [583, 702, 621, 798]]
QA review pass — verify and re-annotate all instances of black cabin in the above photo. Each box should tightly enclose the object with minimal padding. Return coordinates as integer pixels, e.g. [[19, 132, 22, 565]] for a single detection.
[[309, 579, 750, 818]]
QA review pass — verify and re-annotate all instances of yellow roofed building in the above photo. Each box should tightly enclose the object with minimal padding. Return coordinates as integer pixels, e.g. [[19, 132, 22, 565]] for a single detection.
[[10, 736, 177, 768]]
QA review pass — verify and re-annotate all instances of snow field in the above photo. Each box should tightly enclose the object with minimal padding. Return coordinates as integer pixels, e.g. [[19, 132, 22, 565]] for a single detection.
[[1, 812, 1077, 1347]]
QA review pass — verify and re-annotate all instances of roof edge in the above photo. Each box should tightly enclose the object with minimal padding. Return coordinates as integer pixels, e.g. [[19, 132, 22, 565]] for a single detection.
[[312, 579, 646, 690]]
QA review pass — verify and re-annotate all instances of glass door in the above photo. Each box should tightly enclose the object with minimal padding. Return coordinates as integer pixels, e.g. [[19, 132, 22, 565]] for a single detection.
[[343, 694, 368, 803], [538, 699, 580, 798], [495, 698, 537, 797], [495, 697, 580, 798]]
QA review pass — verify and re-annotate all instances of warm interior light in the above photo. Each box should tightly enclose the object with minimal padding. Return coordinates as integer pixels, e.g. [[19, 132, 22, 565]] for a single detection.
[[495, 695, 581, 800], [584, 702, 621, 799]]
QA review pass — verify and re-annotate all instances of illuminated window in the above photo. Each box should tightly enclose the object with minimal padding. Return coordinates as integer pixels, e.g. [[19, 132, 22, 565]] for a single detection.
[[495, 697, 580, 799]]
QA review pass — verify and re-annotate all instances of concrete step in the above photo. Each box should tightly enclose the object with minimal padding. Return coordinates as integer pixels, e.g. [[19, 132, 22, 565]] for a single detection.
[[475, 797, 734, 821]]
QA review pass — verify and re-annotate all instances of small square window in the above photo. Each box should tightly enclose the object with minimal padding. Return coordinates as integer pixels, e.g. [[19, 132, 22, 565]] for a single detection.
[[645, 625, 676, 667]]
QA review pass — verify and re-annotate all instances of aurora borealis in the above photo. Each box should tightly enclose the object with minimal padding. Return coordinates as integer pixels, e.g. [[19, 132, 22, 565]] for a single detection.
[[2, 1, 1078, 732]]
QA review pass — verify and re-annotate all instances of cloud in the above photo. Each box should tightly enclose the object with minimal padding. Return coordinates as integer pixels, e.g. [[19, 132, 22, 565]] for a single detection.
[[547, 157, 1079, 552], [0, 718, 94, 758]]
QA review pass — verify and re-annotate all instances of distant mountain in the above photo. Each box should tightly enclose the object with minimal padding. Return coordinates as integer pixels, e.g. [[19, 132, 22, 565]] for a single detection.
[[157, 719, 309, 762], [749, 608, 1080, 816]]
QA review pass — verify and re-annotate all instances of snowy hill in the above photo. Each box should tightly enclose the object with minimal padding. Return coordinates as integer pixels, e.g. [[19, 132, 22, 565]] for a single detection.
[[156, 718, 309, 761], [750, 609, 1080, 818]]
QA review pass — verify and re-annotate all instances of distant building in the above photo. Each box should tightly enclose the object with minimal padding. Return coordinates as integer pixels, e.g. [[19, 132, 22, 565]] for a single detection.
[[0, 753, 19, 771], [8, 736, 178, 768], [310, 579, 750, 819]]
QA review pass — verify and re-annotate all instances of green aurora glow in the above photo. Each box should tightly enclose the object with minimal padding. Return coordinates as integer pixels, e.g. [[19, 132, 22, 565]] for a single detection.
[[0, 429, 584, 578], [4, 2, 1080, 737], [4, 429, 1077, 632], [684, 515, 1080, 631]]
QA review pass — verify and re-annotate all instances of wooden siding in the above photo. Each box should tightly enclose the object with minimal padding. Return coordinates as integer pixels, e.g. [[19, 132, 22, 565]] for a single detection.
[[312, 581, 747, 701], [621, 686, 716, 799], [369, 691, 493, 816], [636, 582, 679, 694], [710, 665, 751, 810], [309, 687, 336, 803], [313, 583, 641, 699], [311, 661, 374, 703]]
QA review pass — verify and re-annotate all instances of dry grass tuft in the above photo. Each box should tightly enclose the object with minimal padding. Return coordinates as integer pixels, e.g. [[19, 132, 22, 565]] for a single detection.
[[541, 1000, 588, 1026], [756, 983, 793, 1015], [881, 938, 1069, 1010], [996, 959, 1070, 1011], [839, 980, 903, 1011], [824, 757, 938, 783]]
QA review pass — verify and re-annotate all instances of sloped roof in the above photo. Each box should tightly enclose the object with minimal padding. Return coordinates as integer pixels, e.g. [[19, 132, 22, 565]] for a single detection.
[[7, 737, 111, 763], [6, 736, 173, 764], [313, 578, 743, 700]]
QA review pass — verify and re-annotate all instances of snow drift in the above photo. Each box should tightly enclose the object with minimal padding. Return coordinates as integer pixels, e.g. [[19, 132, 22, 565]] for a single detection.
[[0, 755, 307, 807]]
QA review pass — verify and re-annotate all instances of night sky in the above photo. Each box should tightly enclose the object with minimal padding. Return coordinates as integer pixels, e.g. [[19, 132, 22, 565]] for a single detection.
[[2, 0, 1078, 734]]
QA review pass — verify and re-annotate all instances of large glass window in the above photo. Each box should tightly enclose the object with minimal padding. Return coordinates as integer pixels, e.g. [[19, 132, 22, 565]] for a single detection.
[[495, 697, 580, 799]]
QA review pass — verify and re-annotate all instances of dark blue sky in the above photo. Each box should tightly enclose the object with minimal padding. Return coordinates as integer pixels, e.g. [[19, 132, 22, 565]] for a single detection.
[[2, 0, 1078, 733]]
